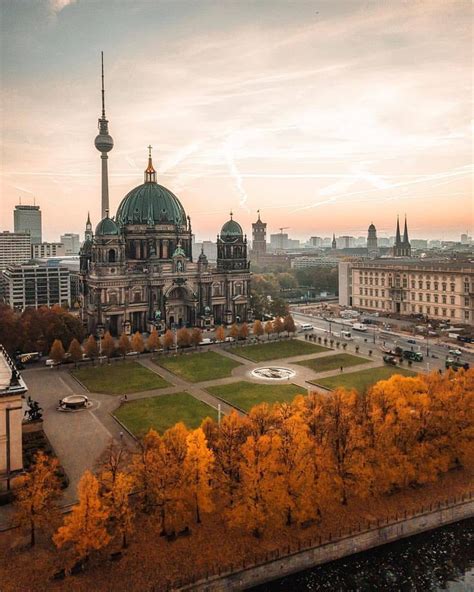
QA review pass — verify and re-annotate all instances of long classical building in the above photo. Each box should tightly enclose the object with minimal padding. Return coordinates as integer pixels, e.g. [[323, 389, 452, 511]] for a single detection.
[[339, 260, 474, 325], [80, 152, 251, 335]]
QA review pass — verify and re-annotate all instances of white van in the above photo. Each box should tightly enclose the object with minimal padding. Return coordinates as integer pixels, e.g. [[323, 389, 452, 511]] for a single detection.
[[341, 330, 353, 340], [300, 323, 314, 331]]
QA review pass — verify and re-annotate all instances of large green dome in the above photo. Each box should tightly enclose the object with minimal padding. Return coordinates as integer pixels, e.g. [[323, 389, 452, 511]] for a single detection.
[[220, 216, 243, 242], [116, 182, 187, 226]]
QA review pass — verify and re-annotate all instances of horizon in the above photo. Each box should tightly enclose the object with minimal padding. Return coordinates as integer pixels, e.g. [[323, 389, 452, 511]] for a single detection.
[[1, 1, 472, 242]]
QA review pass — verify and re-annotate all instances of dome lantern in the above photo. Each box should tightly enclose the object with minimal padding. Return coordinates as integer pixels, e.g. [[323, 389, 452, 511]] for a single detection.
[[144, 145, 156, 184]]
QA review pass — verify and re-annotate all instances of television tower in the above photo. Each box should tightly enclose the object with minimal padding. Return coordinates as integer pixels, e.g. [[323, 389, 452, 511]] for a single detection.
[[94, 52, 114, 219]]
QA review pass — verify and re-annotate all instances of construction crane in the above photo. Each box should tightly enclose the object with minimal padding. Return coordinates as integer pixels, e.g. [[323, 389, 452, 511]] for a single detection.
[[279, 227, 290, 234]]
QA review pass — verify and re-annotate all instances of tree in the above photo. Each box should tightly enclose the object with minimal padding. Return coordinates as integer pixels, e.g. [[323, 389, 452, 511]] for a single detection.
[[273, 317, 284, 336], [67, 338, 83, 367], [229, 324, 239, 340], [239, 323, 249, 340], [101, 331, 115, 359], [147, 327, 161, 352], [0, 304, 19, 354], [84, 334, 99, 360], [190, 328, 202, 349], [131, 331, 145, 354], [184, 428, 214, 523], [53, 471, 111, 563], [14, 451, 61, 546], [283, 314, 296, 336], [264, 320, 273, 340], [104, 472, 134, 548], [177, 327, 191, 349], [118, 333, 131, 357], [49, 339, 65, 364], [215, 325, 225, 343], [253, 319, 264, 339], [163, 329, 175, 351], [97, 440, 129, 492]]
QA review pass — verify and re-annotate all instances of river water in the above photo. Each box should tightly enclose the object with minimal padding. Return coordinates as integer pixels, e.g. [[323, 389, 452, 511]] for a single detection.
[[251, 518, 473, 591]]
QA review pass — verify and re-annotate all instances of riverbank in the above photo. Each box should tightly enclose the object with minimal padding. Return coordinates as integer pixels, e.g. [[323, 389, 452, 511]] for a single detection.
[[0, 463, 472, 592], [179, 495, 473, 591]]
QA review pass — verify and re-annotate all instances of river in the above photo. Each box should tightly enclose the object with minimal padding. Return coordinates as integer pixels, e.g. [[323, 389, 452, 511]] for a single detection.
[[251, 518, 474, 591]]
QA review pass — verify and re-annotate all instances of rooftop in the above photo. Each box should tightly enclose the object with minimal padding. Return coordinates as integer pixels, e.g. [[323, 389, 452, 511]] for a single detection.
[[0, 345, 28, 397], [351, 259, 474, 272]]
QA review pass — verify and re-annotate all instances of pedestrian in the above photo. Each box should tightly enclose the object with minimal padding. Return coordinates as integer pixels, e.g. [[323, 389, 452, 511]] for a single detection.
[[340, 366, 343, 373], [124, 394, 128, 402], [119, 431, 124, 441]]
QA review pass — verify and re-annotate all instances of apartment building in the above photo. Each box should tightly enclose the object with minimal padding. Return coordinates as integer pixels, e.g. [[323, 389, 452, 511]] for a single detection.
[[31, 242, 66, 258], [339, 260, 474, 325], [3, 264, 71, 310], [0, 232, 31, 270]]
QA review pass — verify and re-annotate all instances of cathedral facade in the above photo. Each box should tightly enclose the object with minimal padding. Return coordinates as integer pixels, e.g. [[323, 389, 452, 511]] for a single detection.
[[80, 153, 251, 335]]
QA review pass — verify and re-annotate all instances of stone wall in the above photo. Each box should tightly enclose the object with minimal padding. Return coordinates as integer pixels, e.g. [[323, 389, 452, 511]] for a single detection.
[[177, 495, 474, 592]]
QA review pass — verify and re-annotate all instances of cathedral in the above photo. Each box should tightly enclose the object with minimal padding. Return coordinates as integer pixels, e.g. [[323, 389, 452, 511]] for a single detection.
[[80, 57, 251, 336]]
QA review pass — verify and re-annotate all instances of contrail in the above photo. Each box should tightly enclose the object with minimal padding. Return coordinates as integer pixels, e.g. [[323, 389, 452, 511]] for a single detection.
[[223, 136, 250, 212]]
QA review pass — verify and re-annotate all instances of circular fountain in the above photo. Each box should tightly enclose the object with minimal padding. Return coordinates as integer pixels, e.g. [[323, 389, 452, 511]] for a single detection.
[[251, 367, 296, 381], [58, 394, 92, 411]]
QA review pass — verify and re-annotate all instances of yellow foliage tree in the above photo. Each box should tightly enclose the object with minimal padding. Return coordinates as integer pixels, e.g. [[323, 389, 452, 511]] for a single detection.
[[53, 471, 111, 563], [229, 323, 239, 339], [184, 428, 214, 523], [190, 328, 202, 348], [264, 320, 273, 340], [14, 451, 62, 546], [104, 472, 135, 548]]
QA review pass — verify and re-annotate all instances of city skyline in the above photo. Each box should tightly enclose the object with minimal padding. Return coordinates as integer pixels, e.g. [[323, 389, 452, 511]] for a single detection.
[[1, 1, 472, 241]]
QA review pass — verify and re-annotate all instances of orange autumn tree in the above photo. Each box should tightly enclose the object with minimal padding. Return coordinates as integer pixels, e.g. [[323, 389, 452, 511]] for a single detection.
[[264, 320, 273, 340], [84, 334, 99, 360], [229, 323, 239, 340], [253, 319, 264, 339], [177, 327, 191, 348], [147, 327, 161, 352], [49, 338, 65, 364], [215, 325, 225, 343], [184, 428, 214, 523], [163, 329, 175, 351], [283, 314, 296, 336], [67, 338, 83, 367], [14, 451, 62, 547], [101, 331, 115, 359], [118, 332, 132, 357], [239, 323, 249, 340], [190, 327, 202, 349], [230, 434, 280, 537], [131, 331, 145, 354], [104, 472, 135, 549], [54, 471, 110, 563]]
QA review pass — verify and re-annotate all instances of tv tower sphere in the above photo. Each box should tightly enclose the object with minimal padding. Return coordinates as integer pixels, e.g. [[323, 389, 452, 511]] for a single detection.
[[94, 131, 114, 152]]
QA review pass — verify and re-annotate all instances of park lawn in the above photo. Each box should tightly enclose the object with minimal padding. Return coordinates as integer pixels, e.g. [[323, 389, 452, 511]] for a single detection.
[[71, 361, 170, 394], [296, 353, 369, 374], [314, 365, 417, 392], [207, 381, 304, 412], [114, 392, 217, 436], [231, 339, 330, 362], [154, 350, 241, 383]]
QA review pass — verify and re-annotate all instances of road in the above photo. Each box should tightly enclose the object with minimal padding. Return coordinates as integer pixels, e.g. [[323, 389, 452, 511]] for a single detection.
[[291, 311, 473, 374]]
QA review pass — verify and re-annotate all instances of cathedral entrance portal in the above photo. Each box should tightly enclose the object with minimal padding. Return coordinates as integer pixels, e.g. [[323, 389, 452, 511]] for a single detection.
[[165, 286, 195, 328]]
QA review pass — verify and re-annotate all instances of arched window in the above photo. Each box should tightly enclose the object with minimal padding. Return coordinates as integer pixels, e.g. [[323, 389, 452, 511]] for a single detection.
[[108, 249, 116, 263], [134, 292, 141, 303], [109, 292, 118, 305]]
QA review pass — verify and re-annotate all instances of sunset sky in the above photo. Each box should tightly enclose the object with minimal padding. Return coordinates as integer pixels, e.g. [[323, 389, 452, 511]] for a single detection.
[[1, 0, 472, 242]]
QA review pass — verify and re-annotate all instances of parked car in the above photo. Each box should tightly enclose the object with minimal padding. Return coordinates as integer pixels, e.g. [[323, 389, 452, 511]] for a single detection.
[[383, 355, 397, 366], [407, 339, 417, 344], [199, 338, 213, 346], [448, 349, 462, 357], [445, 358, 470, 371], [45, 359, 60, 367], [224, 336, 235, 343], [402, 350, 423, 362]]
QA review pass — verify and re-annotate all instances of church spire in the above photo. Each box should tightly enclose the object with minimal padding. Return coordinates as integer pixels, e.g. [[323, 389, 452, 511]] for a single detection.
[[395, 215, 401, 245], [144, 145, 157, 183], [94, 52, 114, 219], [403, 214, 409, 244]]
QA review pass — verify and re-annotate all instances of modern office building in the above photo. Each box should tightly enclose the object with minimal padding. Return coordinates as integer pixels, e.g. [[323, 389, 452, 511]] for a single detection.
[[13, 204, 42, 245], [339, 260, 474, 325], [60, 233, 81, 255], [291, 256, 339, 269], [308, 236, 323, 248], [31, 242, 66, 258], [0, 232, 32, 270], [0, 344, 27, 492], [3, 264, 71, 310]]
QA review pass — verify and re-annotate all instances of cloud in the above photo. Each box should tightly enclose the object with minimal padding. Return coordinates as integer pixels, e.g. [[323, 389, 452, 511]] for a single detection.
[[49, 0, 76, 15]]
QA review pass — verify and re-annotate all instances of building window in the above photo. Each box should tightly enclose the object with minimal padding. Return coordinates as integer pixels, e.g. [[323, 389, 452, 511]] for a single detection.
[[134, 292, 141, 303], [434, 282, 439, 290], [465, 297, 470, 306], [450, 309, 455, 318], [442, 283, 447, 291], [450, 296, 455, 305], [450, 283, 455, 292], [418, 293, 423, 301], [442, 308, 447, 317], [434, 295, 438, 303], [464, 283, 469, 293], [426, 294, 431, 302], [418, 281, 423, 289], [108, 249, 116, 263], [411, 280, 415, 289], [434, 307, 439, 316], [442, 295, 447, 304], [465, 310, 470, 320], [426, 282, 430, 290]]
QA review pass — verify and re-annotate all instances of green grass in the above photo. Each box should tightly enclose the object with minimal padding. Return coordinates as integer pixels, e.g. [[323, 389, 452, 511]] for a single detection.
[[71, 361, 170, 394], [296, 353, 368, 374], [207, 380, 304, 412], [231, 339, 330, 362], [114, 392, 217, 436], [314, 366, 417, 392], [153, 350, 241, 383]]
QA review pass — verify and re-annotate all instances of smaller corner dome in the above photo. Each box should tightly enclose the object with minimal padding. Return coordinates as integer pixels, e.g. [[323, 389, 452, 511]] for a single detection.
[[221, 216, 243, 241], [95, 216, 119, 236]]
